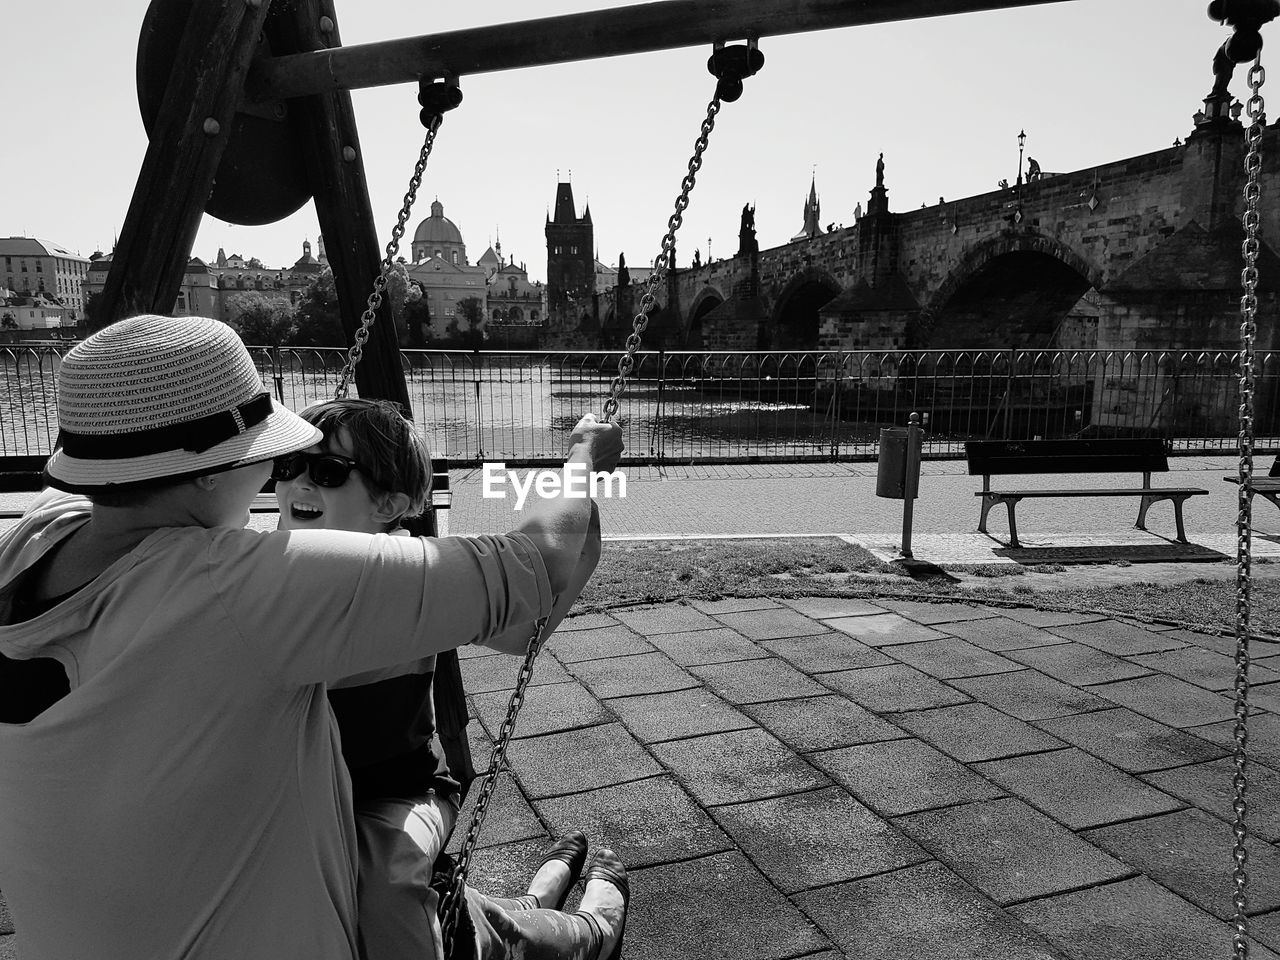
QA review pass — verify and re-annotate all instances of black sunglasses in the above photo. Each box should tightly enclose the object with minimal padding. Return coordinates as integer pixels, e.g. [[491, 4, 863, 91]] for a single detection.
[[271, 452, 368, 488]]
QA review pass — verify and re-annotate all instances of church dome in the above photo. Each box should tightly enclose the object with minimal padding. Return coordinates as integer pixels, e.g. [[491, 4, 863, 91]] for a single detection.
[[413, 199, 463, 246]]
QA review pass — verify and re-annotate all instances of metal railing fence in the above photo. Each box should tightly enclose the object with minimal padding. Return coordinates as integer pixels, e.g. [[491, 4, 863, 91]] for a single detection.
[[3, 345, 1278, 463]]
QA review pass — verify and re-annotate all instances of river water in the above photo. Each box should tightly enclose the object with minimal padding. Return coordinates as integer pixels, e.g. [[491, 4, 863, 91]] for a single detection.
[[0, 351, 889, 463]]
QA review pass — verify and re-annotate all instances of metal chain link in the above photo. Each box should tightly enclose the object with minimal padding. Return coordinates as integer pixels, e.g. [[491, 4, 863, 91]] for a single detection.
[[438, 617, 549, 949], [602, 97, 722, 421], [334, 114, 443, 400], [1233, 58, 1266, 960]]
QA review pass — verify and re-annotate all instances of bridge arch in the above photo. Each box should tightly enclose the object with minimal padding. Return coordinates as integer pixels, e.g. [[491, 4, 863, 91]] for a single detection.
[[925, 233, 1104, 349], [768, 267, 841, 349], [686, 285, 727, 345]]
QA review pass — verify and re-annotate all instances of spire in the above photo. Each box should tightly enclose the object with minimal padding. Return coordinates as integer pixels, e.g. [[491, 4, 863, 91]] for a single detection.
[[792, 175, 821, 241], [552, 182, 577, 223]]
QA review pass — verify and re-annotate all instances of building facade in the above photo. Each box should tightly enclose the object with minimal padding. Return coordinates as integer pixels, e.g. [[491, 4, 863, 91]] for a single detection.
[[0, 237, 92, 322], [406, 200, 488, 331]]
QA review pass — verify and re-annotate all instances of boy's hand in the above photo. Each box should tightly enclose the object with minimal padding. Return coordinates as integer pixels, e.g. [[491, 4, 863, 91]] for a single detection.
[[568, 414, 624, 474]]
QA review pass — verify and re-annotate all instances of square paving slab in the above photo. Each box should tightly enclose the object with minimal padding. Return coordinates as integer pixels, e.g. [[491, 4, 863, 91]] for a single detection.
[[568, 650, 699, 699], [894, 797, 1131, 905], [825, 612, 950, 646], [1128, 646, 1280, 691], [811, 738, 1005, 817], [1033, 707, 1229, 773], [611, 604, 720, 635], [893, 702, 1066, 762], [819, 663, 971, 713], [781, 596, 890, 619], [1159, 626, 1280, 659], [626, 852, 831, 960], [795, 861, 1072, 960], [506, 722, 661, 798], [643, 627, 771, 666], [973, 747, 1185, 830], [712, 786, 929, 893], [1004, 641, 1154, 686], [1083, 807, 1280, 919], [546, 625, 654, 663], [712, 607, 828, 640], [534, 775, 730, 869], [998, 608, 1106, 628], [1142, 757, 1280, 842], [1089, 673, 1238, 728], [689, 597, 781, 614], [649, 727, 830, 805], [939, 615, 1076, 652], [1009, 875, 1280, 960], [1046, 619, 1188, 656], [760, 631, 894, 673], [877, 599, 997, 624], [461, 651, 571, 693], [689, 656, 830, 704], [881, 637, 1025, 680], [447, 775, 545, 851], [743, 694, 906, 752], [470, 678, 610, 740], [1190, 711, 1280, 770], [950, 669, 1112, 721], [604, 687, 755, 743]]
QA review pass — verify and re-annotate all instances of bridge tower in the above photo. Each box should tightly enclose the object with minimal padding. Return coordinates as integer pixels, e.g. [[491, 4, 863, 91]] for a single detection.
[[545, 181, 595, 311]]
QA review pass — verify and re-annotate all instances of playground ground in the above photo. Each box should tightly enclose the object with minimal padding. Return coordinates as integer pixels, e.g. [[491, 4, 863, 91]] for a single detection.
[[3, 455, 1280, 958]]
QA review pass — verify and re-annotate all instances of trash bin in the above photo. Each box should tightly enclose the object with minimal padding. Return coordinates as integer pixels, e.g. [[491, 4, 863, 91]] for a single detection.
[[876, 427, 922, 499]]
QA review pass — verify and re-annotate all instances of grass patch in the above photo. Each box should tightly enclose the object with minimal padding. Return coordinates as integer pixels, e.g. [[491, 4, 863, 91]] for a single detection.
[[582, 537, 1280, 638]]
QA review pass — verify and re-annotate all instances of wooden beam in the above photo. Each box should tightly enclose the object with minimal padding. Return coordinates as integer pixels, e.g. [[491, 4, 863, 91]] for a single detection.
[[100, 0, 274, 327], [267, 0, 412, 409], [250, 0, 1075, 101]]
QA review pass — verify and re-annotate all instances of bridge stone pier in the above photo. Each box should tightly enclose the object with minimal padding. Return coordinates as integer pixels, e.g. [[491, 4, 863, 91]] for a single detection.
[[599, 112, 1280, 362]]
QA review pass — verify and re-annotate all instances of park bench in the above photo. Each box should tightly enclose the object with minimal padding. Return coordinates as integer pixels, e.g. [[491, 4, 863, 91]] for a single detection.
[[965, 438, 1208, 549], [1223, 454, 1280, 514]]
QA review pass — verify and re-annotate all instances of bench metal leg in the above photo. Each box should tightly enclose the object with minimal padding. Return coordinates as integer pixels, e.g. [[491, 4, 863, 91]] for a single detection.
[[979, 494, 1021, 547], [1137, 494, 1190, 543]]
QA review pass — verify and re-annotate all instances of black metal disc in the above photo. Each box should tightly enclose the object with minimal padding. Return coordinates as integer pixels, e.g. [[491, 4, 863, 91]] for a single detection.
[[137, 0, 312, 226]]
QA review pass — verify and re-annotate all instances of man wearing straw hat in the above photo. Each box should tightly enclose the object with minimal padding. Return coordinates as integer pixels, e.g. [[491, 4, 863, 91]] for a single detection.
[[0, 315, 626, 960]]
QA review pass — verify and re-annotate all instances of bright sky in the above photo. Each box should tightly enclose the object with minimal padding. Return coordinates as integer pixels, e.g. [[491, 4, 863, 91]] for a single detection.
[[1, 0, 1238, 283]]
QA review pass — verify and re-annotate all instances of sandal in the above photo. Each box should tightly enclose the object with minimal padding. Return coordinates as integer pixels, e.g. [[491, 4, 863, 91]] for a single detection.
[[537, 830, 589, 910], [582, 848, 629, 960]]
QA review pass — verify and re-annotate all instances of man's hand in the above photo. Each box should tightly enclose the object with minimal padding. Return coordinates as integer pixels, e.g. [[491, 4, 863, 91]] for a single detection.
[[568, 414, 624, 474]]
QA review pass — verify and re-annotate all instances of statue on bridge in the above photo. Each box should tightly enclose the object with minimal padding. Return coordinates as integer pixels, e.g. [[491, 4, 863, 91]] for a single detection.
[[875, 152, 885, 189], [1026, 157, 1042, 181], [738, 203, 758, 258], [617, 252, 629, 288]]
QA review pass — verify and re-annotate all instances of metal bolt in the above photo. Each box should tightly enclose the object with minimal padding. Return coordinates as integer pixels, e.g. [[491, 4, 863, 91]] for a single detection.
[[203, 118, 221, 136], [320, 16, 335, 33], [343, 146, 357, 162]]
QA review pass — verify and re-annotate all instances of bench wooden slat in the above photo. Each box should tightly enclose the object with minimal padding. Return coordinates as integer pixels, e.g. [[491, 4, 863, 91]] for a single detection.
[[966, 438, 1169, 476], [977, 487, 1208, 499]]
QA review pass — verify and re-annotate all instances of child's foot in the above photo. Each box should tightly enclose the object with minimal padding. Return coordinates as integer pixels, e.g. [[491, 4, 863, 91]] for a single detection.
[[577, 848, 628, 960], [527, 830, 588, 910]]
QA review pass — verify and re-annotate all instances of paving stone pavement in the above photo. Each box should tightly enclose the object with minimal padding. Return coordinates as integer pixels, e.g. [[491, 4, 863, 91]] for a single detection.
[[3, 457, 1280, 957], [435, 597, 1280, 960]]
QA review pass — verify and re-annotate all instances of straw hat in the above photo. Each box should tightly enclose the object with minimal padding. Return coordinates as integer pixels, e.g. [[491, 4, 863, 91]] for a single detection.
[[45, 315, 321, 490]]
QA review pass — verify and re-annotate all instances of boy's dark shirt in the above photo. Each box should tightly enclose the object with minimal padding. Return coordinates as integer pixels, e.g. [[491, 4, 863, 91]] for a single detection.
[[328, 662, 460, 803]]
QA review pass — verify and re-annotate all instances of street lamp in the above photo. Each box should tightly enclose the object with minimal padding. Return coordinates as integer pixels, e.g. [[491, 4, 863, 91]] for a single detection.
[[1016, 129, 1027, 186]]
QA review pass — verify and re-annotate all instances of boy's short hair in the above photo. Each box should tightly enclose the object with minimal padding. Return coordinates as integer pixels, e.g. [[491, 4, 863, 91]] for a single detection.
[[298, 399, 432, 518]]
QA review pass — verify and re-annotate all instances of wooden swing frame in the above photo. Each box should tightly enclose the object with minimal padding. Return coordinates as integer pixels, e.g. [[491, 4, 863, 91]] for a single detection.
[[101, 0, 1077, 797]]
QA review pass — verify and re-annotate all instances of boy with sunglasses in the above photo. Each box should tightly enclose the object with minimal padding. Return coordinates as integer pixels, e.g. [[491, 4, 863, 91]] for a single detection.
[[275, 399, 627, 960]]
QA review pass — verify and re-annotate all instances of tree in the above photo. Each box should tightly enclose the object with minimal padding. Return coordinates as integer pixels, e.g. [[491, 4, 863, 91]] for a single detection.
[[293, 269, 346, 347], [224, 292, 298, 348], [1, 312, 17, 330], [440, 296, 485, 349]]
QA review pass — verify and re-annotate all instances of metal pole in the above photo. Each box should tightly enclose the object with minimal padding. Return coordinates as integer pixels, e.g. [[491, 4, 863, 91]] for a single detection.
[[248, 0, 1077, 101], [901, 410, 922, 558]]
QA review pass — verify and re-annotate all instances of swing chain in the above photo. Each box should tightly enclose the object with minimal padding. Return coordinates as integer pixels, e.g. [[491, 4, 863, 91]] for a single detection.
[[1233, 56, 1266, 960], [334, 114, 443, 400], [438, 617, 549, 948], [603, 97, 721, 420]]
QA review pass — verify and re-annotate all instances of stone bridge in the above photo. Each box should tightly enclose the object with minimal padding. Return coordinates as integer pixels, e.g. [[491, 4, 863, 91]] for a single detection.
[[596, 108, 1280, 358]]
